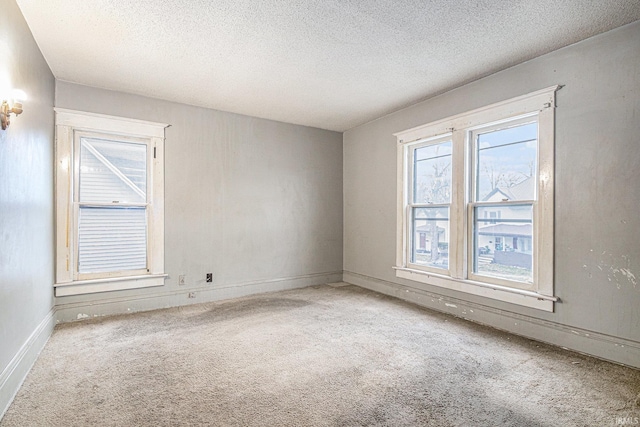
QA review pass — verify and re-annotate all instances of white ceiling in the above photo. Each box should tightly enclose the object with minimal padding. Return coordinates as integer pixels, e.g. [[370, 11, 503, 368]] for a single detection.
[[16, 0, 640, 132]]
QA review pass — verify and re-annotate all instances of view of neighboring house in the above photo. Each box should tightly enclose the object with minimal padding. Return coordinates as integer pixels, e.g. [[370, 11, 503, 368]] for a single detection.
[[414, 222, 448, 268], [414, 177, 535, 275], [476, 177, 534, 274], [477, 222, 532, 268]]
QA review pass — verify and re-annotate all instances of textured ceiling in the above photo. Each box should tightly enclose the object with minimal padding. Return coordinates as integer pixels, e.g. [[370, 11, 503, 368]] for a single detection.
[[16, 0, 640, 131]]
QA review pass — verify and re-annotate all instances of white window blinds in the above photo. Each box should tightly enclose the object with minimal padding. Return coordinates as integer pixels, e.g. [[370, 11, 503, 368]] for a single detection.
[[78, 207, 147, 273]]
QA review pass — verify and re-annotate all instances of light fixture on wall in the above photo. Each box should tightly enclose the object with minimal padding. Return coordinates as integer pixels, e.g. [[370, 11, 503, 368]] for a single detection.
[[1, 89, 26, 130]]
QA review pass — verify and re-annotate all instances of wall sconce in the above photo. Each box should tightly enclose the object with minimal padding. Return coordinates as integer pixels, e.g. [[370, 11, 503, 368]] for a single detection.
[[1, 90, 26, 130]]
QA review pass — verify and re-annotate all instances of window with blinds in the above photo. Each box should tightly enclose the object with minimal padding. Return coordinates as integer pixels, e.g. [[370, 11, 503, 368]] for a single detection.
[[77, 137, 149, 274], [54, 109, 166, 296]]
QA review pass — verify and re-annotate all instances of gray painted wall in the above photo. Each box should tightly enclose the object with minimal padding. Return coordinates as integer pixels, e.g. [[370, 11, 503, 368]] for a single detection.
[[344, 21, 640, 365], [54, 81, 343, 320], [0, 0, 56, 415]]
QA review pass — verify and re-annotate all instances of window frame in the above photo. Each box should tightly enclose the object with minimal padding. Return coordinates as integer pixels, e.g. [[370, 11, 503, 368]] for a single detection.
[[54, 109, 168, 296], [405, 134, 454, 276], [467, 115, 538, 290], [394, 87, 559, 311], [74, 131, 151, 280]]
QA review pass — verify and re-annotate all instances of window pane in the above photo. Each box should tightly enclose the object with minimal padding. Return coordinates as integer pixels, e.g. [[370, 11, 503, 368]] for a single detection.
[[78, 207, 147, 273], [79, 137, 147, 204], [413, 141, 452, 204], [476, 122, 537, 202], [412, 207, 449, 269], [474, 205, 532, 283]]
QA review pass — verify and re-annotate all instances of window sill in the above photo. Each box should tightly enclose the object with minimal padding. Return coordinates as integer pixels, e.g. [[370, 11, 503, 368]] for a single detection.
[[393, 267, 556, 312], [54, 274, 168, 297]]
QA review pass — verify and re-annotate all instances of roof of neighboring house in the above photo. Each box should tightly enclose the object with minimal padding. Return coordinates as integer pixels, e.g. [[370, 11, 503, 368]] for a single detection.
[[415, 224, 445, 233], [477, 223, 532, 237], [483, 176, 534, 202]]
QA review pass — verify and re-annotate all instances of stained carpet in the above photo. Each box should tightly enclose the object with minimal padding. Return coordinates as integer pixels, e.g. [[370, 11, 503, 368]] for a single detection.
[[2, 284, 639, 426]]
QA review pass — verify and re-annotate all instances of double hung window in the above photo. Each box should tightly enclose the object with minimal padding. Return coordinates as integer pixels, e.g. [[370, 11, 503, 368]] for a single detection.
[[407, 137, 452, 271], [395, 87, 559, 311], [54, 109, 167, 296]]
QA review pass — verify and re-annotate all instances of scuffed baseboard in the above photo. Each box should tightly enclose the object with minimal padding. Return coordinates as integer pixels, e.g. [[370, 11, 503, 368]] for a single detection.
[[55, 271, 344, 323], [343, 270, 640, 369], [0, 308, 56, 420]]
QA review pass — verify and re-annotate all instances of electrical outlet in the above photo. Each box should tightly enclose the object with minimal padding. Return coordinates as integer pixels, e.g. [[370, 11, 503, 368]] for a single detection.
[[206, 273, 213, 283], [188, 292, 196, 298], [178, 275, 186, 285]]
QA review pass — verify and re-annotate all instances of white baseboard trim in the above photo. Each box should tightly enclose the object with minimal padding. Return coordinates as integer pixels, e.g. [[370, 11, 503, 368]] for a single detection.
[[56, 271, 344, 323], [343, 270, 640, 369], [0, 308, 56, 420]]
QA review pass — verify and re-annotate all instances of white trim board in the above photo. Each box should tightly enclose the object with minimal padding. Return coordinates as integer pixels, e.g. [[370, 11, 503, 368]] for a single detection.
[[55, 271, 344, 323], [55, 274, 168, 297], [343, 271, 640, 370], [0, 309, 56, 421], [54, 108, 168, 138]]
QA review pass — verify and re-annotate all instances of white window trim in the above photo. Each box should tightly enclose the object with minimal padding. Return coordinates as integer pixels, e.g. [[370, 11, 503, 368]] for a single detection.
[[394, 86, 560, 312], [54, 108, 168, 296]]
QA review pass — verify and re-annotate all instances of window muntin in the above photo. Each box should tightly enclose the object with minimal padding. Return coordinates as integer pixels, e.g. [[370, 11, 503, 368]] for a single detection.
[[407, 137, 452, 272]]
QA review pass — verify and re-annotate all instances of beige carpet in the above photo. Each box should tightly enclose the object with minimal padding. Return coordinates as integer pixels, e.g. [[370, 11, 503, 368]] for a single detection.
[[2, 284, 639, 426]]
